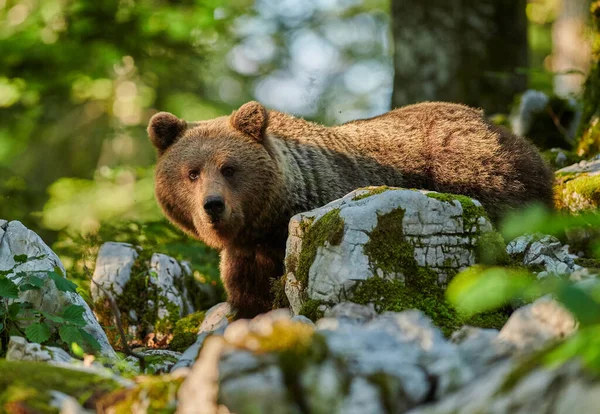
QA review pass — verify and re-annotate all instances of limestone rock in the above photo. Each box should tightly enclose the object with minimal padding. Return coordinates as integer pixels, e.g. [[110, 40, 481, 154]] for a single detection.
[[91, 242, 204, 344], [406, 360, 600, 414], [0, 220, 116, 358], [6, 336, 76, 364], [283, 187, 498, 316], [507, 234, 579, 278], [497, 296, 577, 353]]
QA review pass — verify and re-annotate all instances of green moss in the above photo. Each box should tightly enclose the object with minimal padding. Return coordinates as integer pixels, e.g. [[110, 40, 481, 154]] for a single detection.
[[362, 208, 413, 275], [169, 311, 205, 352], [465, 308, 512, 330], [296, 209, 344, 286], [476, 231, 509, 265], [102, 375, 183, 414], [0, 360, 119, 413], [299, 299, 326, 322], [353, 203, 509, 335], [426, 192, 488, 230], [555, 173, 600, 211], [352, 186, 393, 201], [351, 275, 462, 336], [271, 275, 290, 310]]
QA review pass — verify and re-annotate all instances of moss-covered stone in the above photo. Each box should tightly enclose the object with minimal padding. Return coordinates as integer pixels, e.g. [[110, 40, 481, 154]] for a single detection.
[[296, 209, 345, 286], [0, 360, 119, 414], [352, 186, 393, 201], [100, 375, 183, 414], [555, 172, 600, 211], [354, 202, 508, 335], [169, 311, 205, 352]]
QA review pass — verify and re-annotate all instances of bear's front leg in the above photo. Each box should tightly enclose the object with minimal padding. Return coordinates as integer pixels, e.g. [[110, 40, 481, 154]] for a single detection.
[[220, 247, 284, 319]]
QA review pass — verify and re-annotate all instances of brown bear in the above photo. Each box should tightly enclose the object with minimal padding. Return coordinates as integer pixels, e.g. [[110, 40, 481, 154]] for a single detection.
[[148, 101, 553, 318]]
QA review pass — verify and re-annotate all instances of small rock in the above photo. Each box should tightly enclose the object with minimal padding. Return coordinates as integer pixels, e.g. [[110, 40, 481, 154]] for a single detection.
[[498, 296, 577, 353]]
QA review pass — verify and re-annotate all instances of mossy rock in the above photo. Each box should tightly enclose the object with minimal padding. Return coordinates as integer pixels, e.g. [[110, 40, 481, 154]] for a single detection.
[[282, 187, 506, 334], [0, 360, 120, 413], [554, 169, 600, 212], [98, 375, 183, 413]]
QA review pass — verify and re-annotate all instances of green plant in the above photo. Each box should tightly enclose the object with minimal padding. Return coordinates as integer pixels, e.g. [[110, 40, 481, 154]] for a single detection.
[[0, 254, 101, 355], [447, 204, 600, 374]]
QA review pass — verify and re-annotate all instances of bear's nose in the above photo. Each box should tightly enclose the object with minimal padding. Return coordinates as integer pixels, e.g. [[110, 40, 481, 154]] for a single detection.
[[204, 196, 225, 218]]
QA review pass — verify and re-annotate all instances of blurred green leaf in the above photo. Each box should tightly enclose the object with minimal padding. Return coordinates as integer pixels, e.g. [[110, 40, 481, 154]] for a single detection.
[[446, 266, 537, 316]]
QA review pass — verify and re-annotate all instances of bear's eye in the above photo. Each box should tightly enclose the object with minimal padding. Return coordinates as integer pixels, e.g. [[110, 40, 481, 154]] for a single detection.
[[188, 170, 200, 181], [221, 166, 235, 178]]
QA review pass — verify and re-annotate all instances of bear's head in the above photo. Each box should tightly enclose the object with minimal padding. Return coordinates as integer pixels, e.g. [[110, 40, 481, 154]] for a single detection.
[[148, 101, 282, 249]]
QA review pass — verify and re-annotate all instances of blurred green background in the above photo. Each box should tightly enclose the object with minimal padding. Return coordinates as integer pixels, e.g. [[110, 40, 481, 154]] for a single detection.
[[0, 0, 593, 283]]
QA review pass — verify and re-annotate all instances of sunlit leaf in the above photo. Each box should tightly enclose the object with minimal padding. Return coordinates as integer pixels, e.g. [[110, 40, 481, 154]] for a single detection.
[[554, 283, 600, 327], [446, 266, 537, 316]]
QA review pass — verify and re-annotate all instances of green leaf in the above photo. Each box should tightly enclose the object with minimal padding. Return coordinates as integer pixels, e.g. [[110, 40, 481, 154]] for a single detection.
[[38, 310, 66, 324], [59, 325, 83, 347], [8, 302, 22, 318], [25, 322, 51, 344], [62, 305, 86, 327], [13, 254, 28, 264], [79, 329, 102, 352], [446, 266, 537, 316], [0, 278, 19, 299], [48, 270, 78, 293], [28, 276, 45, 288], [555, 284, 600, 327], [19, 283, 40, 292]]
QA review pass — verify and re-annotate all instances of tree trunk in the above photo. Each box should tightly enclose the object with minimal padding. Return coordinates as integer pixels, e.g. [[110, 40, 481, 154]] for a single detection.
[[391, 0, 528, 114], [577, 1, 600, 157], [552, 0, 592, 98]]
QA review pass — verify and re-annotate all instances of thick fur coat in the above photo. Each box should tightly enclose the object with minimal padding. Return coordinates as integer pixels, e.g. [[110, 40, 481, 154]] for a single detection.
[[148, 101, 554, 317]]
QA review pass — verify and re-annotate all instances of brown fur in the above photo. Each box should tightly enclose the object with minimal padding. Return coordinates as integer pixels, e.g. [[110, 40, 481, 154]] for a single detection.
[[148, 101, 554, 318]]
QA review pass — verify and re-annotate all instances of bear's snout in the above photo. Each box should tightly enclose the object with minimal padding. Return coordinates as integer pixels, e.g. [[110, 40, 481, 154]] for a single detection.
[[204, 195, 225, 221]]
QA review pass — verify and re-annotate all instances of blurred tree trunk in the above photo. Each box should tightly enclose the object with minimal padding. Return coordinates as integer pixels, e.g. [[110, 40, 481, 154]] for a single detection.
[[391, 0, 528, 114], [577, 1, 600, 157], [552, 0, 591, 98]]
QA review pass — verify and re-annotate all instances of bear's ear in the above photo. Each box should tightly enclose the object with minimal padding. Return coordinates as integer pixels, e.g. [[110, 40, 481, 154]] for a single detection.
[[148, 112, 188, 154], [231, 101, 268, 141]]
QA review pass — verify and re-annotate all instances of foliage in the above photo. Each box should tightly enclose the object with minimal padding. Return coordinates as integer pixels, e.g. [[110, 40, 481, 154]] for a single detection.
[[0, 255, 100, 355], [447, 205, 600, 374], [52, 218, 222, 299]]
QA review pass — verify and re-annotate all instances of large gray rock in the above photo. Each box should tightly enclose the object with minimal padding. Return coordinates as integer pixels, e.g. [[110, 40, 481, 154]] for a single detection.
[[177, 308, 476, 414], [407, 360, 600, 414], [0, 220, 116, 358], [284, 187, 498, 314]]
